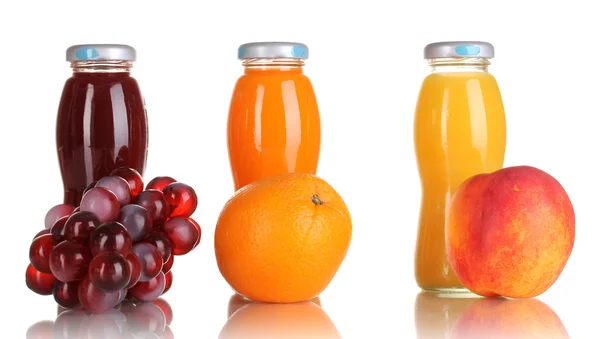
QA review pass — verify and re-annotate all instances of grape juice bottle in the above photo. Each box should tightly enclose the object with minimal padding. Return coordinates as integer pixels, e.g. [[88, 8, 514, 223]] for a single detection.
[[56, 44, 148, 206]]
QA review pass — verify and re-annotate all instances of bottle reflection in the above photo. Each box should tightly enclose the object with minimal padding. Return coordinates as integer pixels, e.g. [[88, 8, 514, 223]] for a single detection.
[[26, 298, 174, 339], [415, 290, 480, 338], [220, 293, 340, 339], [415, 291, 570, 339]]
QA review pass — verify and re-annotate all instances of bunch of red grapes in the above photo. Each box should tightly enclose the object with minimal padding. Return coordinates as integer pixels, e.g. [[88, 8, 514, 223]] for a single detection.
[[26, 167, 201, 313]]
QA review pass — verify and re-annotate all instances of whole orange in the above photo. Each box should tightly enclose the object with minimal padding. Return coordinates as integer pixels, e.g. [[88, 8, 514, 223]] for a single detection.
[[214, 173, 352, 303]]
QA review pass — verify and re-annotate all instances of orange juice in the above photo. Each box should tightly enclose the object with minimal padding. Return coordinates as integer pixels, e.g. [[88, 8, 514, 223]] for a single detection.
[[414, 42, 506, 291], [227, 42, 320, 191]]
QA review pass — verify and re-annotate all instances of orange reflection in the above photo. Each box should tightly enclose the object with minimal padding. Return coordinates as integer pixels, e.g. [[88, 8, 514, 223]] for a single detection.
[[227, 293, 322, 318], [415, 291, 570, 339], [220, 293, 339, 339]]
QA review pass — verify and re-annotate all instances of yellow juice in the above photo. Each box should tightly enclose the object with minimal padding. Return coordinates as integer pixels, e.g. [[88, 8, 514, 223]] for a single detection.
[[414, 70, 506, 291]]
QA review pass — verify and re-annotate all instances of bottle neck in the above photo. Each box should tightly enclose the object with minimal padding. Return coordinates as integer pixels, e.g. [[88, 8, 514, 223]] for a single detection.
[[428, 57, 490, 73], [71, 60, 133, 74], [243, 58, 304, 73]]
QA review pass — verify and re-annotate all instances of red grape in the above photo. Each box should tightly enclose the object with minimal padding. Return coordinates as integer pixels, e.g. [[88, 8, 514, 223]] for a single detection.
[[131, 243, 163, 282], [162, 254, 173, 274], [78, 275, 121, 313], [89, 252, 131, 292], [162, 271, 173, 295], [83, 180, 98, 196], [152, 298, 173, 325], [189, 218, 202, 249], [163, 182, 197, 218], [111, 167, 144, 198], [162, 217, 199, 255], [33, 228, 50, 241], [45, 204, 75, 229], [146, 176, 176, 191], [125, 253, 142, 289], [145, 232, 172, 262], [26, 264, 55, 295], [81, 187, 120, 223], [89, 222, 132, 257], [53, 280, 81, 309], [50, 216, 69, 244], [29, 234, 54, 273], [129, 272, 165, 302], [72, 206, 81, 213], [118, 204, 152, 242], [64, 211, 99, 245], [127, 301, 167, 334], [49, 241, 92, 282], [136, 190, 170, 226], [96, 175, 132, 205]]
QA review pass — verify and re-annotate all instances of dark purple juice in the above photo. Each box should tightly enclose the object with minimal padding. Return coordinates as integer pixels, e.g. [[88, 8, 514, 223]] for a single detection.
[[56, 69, 148, 206]]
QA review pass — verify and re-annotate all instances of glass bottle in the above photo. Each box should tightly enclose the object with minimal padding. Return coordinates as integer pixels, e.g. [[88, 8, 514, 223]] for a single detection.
[[414, 41, 507, 292], [227, 42, 321, 191], [56, 44, 148, 206]]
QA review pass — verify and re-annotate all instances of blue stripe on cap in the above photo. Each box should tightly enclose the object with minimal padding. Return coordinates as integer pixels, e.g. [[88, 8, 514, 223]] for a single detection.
[[75, 46, 100, 60], [291, 45, 308, 58], [238, 46, 246, 58], [455, 44, 481, 56]]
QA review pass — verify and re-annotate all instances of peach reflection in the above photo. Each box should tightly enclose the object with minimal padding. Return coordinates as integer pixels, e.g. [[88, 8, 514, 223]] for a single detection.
[[415, 291, 570, 339], [220, 293, 340, 339]]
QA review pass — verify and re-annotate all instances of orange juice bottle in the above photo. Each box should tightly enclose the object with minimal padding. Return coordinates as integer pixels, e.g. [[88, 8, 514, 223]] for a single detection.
[[414, 41, 506, 292], [227, 42, 321, 191]]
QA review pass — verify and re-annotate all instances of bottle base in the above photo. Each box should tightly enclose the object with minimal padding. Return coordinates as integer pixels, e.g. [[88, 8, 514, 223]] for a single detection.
[[419, 286, 476, 298]]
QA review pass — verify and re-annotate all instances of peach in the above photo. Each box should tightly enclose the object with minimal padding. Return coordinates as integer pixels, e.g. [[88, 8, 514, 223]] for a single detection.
[[446, 166, 575, 298]]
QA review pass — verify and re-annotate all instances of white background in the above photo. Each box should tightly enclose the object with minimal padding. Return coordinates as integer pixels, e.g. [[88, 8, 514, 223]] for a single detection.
[[0, 1, 597, 338]]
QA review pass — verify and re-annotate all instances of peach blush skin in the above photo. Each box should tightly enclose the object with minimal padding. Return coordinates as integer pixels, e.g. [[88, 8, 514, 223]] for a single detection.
[[445, 166, 575, 298]]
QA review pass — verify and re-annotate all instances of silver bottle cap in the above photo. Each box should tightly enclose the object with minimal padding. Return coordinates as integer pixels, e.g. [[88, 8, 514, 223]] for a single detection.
[[66, 44, 137, 61], [238, 42, 308, 59], [424, 41, 494, 59]]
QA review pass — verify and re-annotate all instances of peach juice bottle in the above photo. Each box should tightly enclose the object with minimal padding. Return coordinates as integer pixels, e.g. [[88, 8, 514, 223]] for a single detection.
[[414, 41, 506, 292]]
